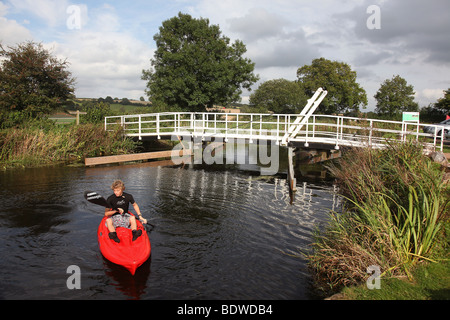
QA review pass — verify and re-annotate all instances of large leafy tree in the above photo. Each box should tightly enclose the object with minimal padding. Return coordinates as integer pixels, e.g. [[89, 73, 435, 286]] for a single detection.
[[296, 58, 367, 114], [0, 41, 75, 126], [142, 12, 259, 111], [374, 75, 419, 116], [249, 79, 307, 114]]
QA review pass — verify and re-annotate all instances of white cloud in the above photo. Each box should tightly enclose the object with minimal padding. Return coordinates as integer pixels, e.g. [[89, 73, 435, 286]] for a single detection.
[[51, 29, 154, 98], [420, 89, 446, 103], [0, 1, 33, 46]]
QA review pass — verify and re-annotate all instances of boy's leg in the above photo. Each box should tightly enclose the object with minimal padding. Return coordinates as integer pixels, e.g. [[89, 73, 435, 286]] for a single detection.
[[106, 217, 116, 232], [129, 215, 137, 230], [130, 216, 142, 241], [106, 217, 120, 243]]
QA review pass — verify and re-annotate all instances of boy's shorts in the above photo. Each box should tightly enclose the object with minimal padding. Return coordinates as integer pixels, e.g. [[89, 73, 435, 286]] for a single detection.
[[108, 213, 132, 229]]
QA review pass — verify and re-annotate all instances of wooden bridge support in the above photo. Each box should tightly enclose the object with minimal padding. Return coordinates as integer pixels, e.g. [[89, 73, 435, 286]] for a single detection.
[[287, 147, 297, 193], [286, 146, 342, 195], [296, 148, 342, 165]]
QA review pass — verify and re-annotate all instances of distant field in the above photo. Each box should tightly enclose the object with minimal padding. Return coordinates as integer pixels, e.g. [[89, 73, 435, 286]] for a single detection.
[[110, 104, 153, 114], [48, 104, 153, 124], [48, 112, 77, 124]]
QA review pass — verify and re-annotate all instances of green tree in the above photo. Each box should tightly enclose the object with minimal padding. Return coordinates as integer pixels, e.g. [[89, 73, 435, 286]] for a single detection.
[[249, 79, 307, 114], [433, 88, 450, 115], [0, 41, 75, 127], [80, 101, 111, 124], [142, 12, 259, 111], [296, 58, 367, 114], [374, 75, 419, 116], [120, 98, 130, 105]]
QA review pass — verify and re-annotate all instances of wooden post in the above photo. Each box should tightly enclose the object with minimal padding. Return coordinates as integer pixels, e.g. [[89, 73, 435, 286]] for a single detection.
[[287, 146, 297, 193]]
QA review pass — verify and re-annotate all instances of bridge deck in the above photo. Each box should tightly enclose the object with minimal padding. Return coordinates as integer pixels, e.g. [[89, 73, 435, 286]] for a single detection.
[[105, 112, 445, 151]]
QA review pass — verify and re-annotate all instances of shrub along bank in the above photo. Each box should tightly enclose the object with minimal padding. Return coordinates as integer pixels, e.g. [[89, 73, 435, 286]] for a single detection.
[[308, 142, 449, 298], [0, 121, 137, 169]]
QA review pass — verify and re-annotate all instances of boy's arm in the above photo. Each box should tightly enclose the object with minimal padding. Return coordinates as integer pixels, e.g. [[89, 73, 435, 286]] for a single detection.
[[132, 202, 142, 216], [105, 208, 120, 216], [132, 202, 146, 223]]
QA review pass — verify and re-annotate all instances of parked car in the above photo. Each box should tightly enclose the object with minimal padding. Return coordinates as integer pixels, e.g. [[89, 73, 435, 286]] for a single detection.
[[423, 119, 450, 138]]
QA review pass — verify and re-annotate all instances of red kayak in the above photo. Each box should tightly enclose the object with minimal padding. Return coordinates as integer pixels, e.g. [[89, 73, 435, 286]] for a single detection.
[[97, 216, 151, 275]]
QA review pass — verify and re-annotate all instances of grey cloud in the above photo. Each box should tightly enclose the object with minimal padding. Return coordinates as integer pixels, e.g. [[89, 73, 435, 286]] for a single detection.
[[227, 7, 289, 43], [338, 0, 450, 65], [353, 50, 392, 67], [249, 31, 319, 69], [227, 8, 319, 69]]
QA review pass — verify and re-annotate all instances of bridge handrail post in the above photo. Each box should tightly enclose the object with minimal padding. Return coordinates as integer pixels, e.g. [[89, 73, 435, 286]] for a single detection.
[[156, 113, 160, 138], [250, 114, 253, 142], [138, 115, 142, 140], [287, 115, 290, 138], [276, 115, 280, 142], [225, 112, 228, 142], [259, 114, 262, 136], [335, 116, 339, 148], [312, 115, 316, 138], [174, 113, 178, 133], [202, 113, 206, 134], [305, 118, 309, 140], [369, 119, 373, 147]]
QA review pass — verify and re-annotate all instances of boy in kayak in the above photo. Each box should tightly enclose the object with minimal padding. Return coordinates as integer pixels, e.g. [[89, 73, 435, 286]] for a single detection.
[[105, 180, 147, 243]]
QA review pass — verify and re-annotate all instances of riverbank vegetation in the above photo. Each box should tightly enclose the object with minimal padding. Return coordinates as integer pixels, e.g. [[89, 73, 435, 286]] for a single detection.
[[308, 142, 449, 298], [0, 120, 137, 169]]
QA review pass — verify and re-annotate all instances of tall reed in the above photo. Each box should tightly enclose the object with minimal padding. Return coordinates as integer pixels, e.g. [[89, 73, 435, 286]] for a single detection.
[[308, 142, 449, 294], [0, 123, 137, 168]]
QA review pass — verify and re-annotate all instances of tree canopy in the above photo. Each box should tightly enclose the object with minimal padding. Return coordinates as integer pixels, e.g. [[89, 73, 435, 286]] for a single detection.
[[0, 41, 75, 127], [249, 79, 307, 114], [142, 12, 259, 111], [374, 75, 419, 116], [296, 58, 367, 114]]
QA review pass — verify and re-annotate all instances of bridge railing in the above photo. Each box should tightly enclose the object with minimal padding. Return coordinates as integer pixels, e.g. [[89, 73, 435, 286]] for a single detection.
[[104, 112, 445, 151]]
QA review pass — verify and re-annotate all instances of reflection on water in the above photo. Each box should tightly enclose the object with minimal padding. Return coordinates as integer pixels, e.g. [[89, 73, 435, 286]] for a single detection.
[[0, 160, 341, 300]]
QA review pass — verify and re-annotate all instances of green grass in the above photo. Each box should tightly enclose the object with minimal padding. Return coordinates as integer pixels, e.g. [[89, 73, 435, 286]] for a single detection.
[[340, 259, 450, 300]]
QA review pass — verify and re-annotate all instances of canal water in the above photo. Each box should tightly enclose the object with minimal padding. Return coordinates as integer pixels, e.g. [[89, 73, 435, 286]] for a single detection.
[[0, 154, 340, 300]]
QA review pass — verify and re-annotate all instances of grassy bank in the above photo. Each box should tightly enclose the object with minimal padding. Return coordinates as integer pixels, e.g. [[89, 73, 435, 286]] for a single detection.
[[308, 142, 449, 298], [0, 122, 138, 169]]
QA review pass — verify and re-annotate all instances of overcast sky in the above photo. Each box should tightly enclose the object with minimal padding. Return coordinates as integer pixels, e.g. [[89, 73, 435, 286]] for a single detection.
[[1, 0, 449, 111]]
